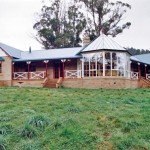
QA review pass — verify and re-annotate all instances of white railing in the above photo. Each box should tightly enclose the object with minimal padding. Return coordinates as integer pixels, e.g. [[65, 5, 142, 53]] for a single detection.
[[30, 71, 46, 79], [13, 72, 28, 79], [130, 72, 139, 79], [65, 70, 81, 78], [13, 71, 46, 80], [146, 74, 150, 81]]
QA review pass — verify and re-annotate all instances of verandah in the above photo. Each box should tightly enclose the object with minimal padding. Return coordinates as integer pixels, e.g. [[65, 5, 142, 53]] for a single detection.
[[12, 56, 150, 81]]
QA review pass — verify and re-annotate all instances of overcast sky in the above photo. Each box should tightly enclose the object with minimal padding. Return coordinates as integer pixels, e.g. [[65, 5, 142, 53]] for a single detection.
[[0, 0, 150, 51]]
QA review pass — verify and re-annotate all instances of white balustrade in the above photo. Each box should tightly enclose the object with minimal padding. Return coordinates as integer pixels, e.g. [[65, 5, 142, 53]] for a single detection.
[[65, 70, 81, 78], [146, 74, 150, 81], [13, 72, 28, 79], [30, 71, 46, 79], [130, 72, 139, 79], [13, 71, 46, 80]]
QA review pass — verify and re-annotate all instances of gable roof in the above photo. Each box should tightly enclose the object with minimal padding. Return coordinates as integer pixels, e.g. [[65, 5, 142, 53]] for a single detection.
[[81, 34, 126, 52], [130, 53, 150, 65], [13, 47, 82, 62], [0, 42, 22, 58]]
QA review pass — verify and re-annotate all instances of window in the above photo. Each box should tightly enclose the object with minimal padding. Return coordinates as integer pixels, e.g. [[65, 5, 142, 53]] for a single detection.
[[82, 52, 129, 77], [105, 52, 111, 76]]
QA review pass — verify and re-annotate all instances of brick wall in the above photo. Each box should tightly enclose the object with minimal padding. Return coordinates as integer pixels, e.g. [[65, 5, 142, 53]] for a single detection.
[[12, 79, 44, 87], [62, 77, 140, 89], [0, 56, 12, 86]]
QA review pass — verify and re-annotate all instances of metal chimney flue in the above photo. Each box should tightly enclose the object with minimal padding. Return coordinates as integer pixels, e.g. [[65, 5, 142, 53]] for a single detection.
[[29, 46, 31, 53]]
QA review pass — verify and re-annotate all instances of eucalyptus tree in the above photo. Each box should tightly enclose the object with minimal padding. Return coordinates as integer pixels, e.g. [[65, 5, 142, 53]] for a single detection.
[[33, 0, 86, 49], [67, 0, 86, 47], [33, 0, 131, 48], [80, 0, 131, 40]]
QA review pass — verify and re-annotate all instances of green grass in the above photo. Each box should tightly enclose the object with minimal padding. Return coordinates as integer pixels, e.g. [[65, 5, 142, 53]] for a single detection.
[[0, 87, 150, 150]]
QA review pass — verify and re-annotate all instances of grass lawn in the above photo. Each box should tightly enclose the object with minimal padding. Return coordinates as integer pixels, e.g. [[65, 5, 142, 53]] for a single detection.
[[0, 87, 150, 150]]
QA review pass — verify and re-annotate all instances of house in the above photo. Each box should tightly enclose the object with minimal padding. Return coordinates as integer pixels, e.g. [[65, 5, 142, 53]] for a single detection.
[[0, 34, 150, 89]]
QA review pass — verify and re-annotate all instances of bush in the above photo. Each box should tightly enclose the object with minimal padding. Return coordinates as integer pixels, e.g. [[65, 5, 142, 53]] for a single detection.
[[0, 124, 13, 135], [0, 144, 6, 150], [0, 139, 6, 150], [19, 125, 37, 139], [28, 115, 50, 129]]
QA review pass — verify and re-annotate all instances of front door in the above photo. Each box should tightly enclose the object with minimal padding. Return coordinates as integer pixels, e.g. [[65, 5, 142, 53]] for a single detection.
[[54, 62, 63, 78]]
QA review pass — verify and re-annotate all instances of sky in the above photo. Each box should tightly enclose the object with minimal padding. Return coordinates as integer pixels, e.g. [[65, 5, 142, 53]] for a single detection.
[[0, 0, 150, 51]]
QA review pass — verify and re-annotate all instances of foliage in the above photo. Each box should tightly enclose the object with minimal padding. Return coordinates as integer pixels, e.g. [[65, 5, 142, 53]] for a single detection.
[[19, 124, 37, 139], [28, 115, 50, 128], [33, 0, 86, 49], [127, 47, 150, 55], [80, 0, 131, 39], [33, 0, 131, 48], [0, 87, 150, 149]]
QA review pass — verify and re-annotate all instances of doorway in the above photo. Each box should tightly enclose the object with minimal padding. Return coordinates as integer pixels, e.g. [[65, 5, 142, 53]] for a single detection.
[[54, 61, 63, 78]]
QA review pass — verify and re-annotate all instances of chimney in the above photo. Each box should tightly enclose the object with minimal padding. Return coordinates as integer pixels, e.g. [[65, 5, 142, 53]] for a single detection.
[[83, 36, 90, 47], [29, 46, 31, 53]]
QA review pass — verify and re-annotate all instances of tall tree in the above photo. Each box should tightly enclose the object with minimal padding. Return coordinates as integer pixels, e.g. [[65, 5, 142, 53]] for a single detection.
[[67, 0, 86, 47], [33, 0, 131, 49], [33, 0, 86, 49], [80, 0, 131, 40], [127, 47, 150, 56], [33, 0, 65, 49]]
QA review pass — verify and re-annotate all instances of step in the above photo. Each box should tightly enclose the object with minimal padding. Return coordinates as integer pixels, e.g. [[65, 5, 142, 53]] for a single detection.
[[140, 78, 150, 88], [43, 79, 58, 88]]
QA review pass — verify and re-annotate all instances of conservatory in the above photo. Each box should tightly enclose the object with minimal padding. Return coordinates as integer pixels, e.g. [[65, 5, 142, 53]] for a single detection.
[[80, 51, 130, 78], [65, 34, 131, 79]]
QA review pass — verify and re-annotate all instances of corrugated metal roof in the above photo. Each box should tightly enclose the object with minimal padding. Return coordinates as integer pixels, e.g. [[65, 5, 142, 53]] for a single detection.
[[130, 53, 150, 65], [0, 42, 22, 58], [81, 34, 126, 52], [13, 47, 82, 62]]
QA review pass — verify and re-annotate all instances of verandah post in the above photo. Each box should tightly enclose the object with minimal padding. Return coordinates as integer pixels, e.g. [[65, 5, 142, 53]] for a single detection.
[[12, 62, 15, 79], [44, 60, 49, 78], [61, 59, 66, 78], [145, 64, 147, 79], [26, 61, 31, 79], [138, 63, 140, 80], [130, 61, 132, 79]]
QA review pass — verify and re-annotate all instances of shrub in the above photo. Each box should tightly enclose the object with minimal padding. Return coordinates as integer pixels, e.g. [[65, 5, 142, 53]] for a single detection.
[[67, 106, 80, 113], [0, 125, 13, 135], [19, 125, 37, 139], [0, 128, 7, 135], [0, 139, 6, 150], [53, 120, 62, 130], [0, 144, 6, 150], [28, 115, 50, 129]]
